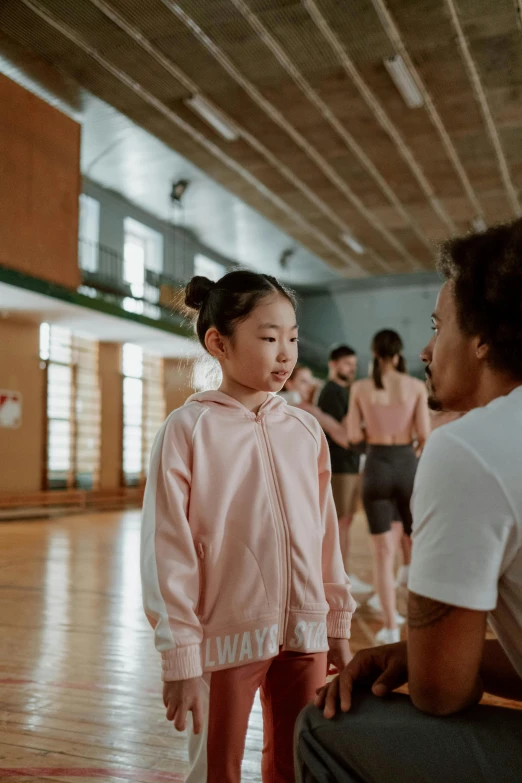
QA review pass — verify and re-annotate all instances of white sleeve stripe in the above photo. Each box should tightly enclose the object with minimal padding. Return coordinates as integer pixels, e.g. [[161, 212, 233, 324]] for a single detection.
[[140, 420, 176, 652]]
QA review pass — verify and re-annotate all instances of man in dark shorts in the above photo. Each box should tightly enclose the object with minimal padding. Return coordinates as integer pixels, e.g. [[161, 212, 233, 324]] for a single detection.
[[318, 345, 372, 594]]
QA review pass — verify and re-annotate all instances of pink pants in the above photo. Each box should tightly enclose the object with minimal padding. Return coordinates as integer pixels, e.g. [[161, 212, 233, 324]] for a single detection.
[[186, 650, 327, 783]]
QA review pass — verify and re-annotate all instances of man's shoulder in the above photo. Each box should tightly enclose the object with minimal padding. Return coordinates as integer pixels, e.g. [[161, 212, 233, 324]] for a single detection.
[[419, 394, 521, 495], [420, 414, 483, 470], [443, 391, 520, 453]]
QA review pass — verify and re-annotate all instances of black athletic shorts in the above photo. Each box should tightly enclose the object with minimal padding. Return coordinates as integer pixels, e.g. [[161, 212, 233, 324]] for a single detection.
[[362, 445, 418, 535]]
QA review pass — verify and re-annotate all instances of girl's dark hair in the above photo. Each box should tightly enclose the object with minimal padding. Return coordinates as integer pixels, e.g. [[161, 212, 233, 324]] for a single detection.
[[184, 270, 297, 349], [371, 329, 406, 389]]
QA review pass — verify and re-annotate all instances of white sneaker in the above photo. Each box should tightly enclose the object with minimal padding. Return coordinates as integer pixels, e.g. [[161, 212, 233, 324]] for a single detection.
[[348, 573, 374, 595], [396, 565, 410, 587], [366, 593, 406, 626], [375, 627, 401, 645], [366, 592, 382, 612]]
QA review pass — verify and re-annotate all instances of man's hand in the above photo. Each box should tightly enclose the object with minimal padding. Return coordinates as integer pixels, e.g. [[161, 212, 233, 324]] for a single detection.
[[163, 677, 204, 734], [327, 637, 353, 673], [316, 642, 408, 718]]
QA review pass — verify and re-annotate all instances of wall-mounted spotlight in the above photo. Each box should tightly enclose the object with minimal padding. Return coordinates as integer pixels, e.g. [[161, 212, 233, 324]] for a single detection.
[[279, 247, 296, 269], [170, 179, 189, 204]]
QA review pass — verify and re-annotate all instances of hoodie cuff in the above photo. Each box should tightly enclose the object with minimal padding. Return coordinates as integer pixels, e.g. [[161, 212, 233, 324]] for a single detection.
[[161, 644, 203, 681], [327, 610, 353, 639]]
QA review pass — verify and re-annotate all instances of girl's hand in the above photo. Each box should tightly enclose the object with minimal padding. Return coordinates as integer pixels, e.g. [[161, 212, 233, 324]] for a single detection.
[[327, 637, 353, 673], [163, 677, 204, 734]]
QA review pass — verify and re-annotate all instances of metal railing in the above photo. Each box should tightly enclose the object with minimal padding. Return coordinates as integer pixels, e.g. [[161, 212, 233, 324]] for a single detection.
[[78, 239, 186, 326], [76, 240, 329, 372]]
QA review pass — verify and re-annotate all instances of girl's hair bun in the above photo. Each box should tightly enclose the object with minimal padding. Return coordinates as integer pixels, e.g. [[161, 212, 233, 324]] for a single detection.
[[184, 276, 215, 311]]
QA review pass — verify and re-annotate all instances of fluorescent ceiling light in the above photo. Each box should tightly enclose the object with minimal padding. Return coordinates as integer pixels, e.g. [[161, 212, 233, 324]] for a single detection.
[[341, 233, 365, 254], [384, 55, 424, 109], [471, 215, 487, 233], [185, 94, 239, 141]]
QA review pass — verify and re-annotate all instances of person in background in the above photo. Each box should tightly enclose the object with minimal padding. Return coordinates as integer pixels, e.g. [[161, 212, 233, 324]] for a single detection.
[[141, 270, 355, 783], [366, 407, 461, 620], [347, 331, 430, 645], [280, 364, 316, 406], [296, 218, 522, 783], [318, 346, 373, 595], [282, 365, 352, 450]]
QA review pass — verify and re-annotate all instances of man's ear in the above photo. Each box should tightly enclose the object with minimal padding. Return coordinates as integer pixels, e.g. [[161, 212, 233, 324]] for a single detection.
[[475, 337, 490, 361]]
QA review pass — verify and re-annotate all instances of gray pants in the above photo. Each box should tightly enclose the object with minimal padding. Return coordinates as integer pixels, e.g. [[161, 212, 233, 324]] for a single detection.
[[295, 691, 522, 783]]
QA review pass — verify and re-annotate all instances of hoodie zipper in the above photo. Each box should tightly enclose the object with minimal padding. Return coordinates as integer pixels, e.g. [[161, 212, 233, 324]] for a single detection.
[[255, 414, 290, 645]]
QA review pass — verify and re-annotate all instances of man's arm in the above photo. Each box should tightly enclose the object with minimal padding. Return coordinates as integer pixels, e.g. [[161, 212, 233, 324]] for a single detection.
[[298, 402, 349, 448], [407, 428, 520, 714], [480, 638, 522, 702], [407, 592, 486, 715], [408, 592, 522, 715]]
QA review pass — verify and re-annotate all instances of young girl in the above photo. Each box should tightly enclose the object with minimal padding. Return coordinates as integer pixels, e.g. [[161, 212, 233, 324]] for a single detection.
[[141, 271, 355, 783]]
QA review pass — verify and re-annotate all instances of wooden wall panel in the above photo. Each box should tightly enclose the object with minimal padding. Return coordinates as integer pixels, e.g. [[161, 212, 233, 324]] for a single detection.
[[0, 317, 44, 493], [164, 358, 196, 413], [0, 74, 81, 289]]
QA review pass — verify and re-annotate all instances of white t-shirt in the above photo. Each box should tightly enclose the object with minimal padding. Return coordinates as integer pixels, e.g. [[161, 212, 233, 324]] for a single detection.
[[409, 385, 522, 678]]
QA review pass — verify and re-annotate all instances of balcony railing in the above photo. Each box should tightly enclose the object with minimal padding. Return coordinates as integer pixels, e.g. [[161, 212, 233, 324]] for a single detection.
[[78, 239, 187, 326]]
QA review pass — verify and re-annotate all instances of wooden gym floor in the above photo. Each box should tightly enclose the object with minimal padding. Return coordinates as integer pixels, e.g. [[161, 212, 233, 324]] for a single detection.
[[0, 509, 518, 781]]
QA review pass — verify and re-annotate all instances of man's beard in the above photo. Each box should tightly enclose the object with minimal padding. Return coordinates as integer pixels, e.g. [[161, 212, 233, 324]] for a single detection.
[[425, 366, 442, 411], [427, 395, 443, 411]]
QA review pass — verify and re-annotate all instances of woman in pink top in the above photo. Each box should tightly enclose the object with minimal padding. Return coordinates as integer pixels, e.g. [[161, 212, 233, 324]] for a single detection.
[[141, 270, 355, 783], [348, 329, 430, 646]]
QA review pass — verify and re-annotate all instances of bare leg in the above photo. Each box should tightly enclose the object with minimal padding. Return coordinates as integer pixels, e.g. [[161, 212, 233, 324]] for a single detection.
[[338, 515, 353, 574], [401, 533, 412, 566], [391, 521, 403, 562], [371, 531, 397, 629]]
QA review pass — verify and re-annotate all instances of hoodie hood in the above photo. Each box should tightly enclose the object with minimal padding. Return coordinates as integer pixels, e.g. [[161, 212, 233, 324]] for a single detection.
[[186, 390, 287, 417]]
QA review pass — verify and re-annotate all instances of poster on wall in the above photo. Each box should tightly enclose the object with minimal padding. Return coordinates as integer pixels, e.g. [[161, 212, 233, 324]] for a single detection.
[[0, 391, 22, 429]]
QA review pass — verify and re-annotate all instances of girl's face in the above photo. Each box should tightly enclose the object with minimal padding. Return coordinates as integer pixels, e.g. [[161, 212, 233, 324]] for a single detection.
[[287, 367, 314, 401], [217, 294, 299, 393]]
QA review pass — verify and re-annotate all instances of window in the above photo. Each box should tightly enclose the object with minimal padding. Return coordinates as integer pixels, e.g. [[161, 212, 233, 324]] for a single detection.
[[78, 194, 100, 272], [123, 218, 163, 315], [122, 344, 144, 485], [40, 324, 101, 489], [122, 344, 165, 487], [194, 254, 226, 282]]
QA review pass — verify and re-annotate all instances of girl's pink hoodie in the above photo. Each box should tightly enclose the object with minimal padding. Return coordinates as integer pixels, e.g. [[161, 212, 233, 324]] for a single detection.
[[141, 391, 356, 682]]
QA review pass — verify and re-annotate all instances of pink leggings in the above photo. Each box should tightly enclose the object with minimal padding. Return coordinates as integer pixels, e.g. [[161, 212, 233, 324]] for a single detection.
[[186, 650, 327, 783]]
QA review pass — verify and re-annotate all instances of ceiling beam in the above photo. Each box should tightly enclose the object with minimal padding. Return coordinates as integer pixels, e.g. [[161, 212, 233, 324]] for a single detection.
[[17, 0, 369, 277], [229, 0, 434, 254], [370, 0, 486, 220], [86, 0, 390, 273], [160, 0, 424, 271], [444, 0, 521, 217], [303, 0, 458, 235]]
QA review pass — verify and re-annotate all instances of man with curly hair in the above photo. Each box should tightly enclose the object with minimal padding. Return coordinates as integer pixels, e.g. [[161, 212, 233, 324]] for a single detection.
[[296, 220, 522, 782]]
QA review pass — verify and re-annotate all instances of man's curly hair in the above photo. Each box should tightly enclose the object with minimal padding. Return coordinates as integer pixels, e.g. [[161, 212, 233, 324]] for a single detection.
[[438, 219, 522, 380]]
